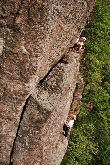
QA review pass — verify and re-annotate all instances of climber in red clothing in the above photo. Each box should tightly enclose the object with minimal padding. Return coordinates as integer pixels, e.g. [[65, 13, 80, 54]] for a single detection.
[[70, 37, 86, 53]]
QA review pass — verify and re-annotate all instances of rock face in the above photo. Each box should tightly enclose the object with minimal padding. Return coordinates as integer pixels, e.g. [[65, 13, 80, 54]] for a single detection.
[[0, 0, 95, 164]]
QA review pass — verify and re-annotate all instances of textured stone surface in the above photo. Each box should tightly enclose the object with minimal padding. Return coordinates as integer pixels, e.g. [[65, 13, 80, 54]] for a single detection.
[[11, 52, 81, 165], [69, 75, 84, 116], [0, 0, 95, 164]]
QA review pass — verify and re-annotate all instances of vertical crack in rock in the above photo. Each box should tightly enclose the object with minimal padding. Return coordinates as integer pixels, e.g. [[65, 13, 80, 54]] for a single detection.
[[39, 54, 67, 85], [11, 95, 52, 165], [9, 96, 30, 165]]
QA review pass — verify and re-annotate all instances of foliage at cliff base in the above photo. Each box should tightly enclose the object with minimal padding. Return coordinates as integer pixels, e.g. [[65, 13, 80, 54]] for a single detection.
[[61, 0, 110, 164]]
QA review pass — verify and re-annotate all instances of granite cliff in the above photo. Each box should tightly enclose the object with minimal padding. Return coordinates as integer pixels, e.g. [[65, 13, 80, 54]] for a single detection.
[[0, 0, 95, 164]]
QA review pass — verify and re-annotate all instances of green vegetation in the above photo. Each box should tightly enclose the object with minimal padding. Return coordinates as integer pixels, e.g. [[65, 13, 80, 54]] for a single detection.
[[61, 0, 110, 164]]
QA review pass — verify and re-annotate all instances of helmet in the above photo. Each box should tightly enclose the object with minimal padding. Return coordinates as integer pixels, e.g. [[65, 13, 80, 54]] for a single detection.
[[71, 115, 76, 120], [73, 115, 76, 120], [82, 37, 86, 41]]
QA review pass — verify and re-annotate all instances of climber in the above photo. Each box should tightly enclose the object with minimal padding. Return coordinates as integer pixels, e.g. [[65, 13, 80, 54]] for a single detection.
[[70, 37, 86, 53], [63, 115, 76, 139]]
